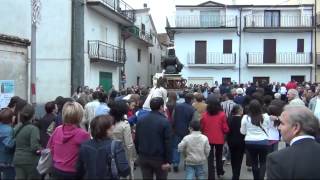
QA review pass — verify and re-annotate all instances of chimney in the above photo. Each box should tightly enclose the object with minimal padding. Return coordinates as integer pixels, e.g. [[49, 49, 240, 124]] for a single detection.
[[143, 3, 147, 8]]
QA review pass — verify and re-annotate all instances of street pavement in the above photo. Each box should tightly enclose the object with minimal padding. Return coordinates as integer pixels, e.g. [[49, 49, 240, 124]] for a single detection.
[[134, 155, 253, 179], [134, 142, 286, 179]]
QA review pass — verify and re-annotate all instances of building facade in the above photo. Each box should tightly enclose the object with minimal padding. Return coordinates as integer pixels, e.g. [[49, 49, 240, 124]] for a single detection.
[[167, 1, 315, 85], [123, 7, 162, 88], [0, 0, 162, 105]]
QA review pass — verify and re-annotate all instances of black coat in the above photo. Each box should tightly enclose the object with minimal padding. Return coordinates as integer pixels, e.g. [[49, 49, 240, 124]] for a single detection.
[[266, 138, 320, 180], [135, 111, 172, 163], [38, 113, 56, 147]]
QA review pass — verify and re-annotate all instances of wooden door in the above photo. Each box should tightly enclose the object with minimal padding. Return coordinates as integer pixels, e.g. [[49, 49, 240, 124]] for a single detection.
[[263, 39, 276, 64], [195, 41, 207, 64], [99, 72, 112, 92]]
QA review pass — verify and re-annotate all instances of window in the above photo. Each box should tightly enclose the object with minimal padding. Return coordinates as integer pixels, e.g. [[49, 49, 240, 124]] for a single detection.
[[141, 23, 145, 35], [137, 49, 141, 62], [297, 39, 304, 53], [151, 75, 153, 86], [223, 40, 232, 54], [153, 55, 155, 64], [150, 53, 152, 64], [137, 76, 140, 86], [264, 10, 280, 27]]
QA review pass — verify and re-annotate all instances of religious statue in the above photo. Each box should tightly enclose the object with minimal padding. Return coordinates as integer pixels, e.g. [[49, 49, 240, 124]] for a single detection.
[[161, 49, 183, 74]]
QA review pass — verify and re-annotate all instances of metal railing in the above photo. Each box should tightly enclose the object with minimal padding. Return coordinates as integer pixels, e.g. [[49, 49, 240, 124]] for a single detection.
[[187, 52, 236, 65], [125, 26, 153, 45], [99, 0, 135, 22], [245, 15, 313, 28], [247, 52, 311, 65], [88, 40, 125, 64], [174, 15, 237, 28]]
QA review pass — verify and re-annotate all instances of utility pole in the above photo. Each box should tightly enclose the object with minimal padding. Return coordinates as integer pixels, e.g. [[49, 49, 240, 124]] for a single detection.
[[31, 0, 41, 106]]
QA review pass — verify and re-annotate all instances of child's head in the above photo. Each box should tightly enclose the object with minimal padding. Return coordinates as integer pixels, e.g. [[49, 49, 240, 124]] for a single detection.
[[189, 120, 201, 131], [231, 104, 243, 116]]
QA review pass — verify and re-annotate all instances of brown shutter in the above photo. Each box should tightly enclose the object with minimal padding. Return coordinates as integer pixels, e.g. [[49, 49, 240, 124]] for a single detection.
[[223, 40, 232, 54], [297, 39, 304, 53]]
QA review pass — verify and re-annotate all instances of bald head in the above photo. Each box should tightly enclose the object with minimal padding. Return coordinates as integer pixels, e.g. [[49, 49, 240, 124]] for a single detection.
[[283, 105, 319, 136]]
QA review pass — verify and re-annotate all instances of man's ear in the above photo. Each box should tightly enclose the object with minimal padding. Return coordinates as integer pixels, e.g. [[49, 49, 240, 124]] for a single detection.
[[292, 123, 302, 136]]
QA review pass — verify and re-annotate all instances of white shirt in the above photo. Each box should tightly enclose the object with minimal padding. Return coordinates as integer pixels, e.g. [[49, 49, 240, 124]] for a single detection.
[[80, 100, 100, 131], [268, 120, 280, 141], [279, 86, 287, 95], [314, 98, 320, 120], [240, 114, 270, 141], [290, 135, 315, 146]]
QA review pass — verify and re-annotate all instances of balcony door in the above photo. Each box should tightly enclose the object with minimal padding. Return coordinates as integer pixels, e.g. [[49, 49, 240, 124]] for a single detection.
[[263, 39, 276, 64], [195, 41, 207, 64], [200, 11, 220, 27], [264, 10, 280, 27]]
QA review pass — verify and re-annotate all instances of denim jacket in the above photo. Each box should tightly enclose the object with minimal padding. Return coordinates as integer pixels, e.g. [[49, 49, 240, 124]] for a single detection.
[[0, 123, 15, 165], [77, 138, 130, 179]]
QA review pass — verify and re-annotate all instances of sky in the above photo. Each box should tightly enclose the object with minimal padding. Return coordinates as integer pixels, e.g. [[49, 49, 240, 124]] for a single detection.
[[124, 0, 307, 33]]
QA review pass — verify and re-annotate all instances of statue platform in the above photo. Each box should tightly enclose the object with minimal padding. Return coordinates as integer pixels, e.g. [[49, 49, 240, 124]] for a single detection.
[[163, 74, 186, 90]]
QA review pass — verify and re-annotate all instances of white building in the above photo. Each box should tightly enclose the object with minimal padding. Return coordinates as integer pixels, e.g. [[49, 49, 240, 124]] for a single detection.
[[167, 1, 315, 85], [123, 7, 162, 88]]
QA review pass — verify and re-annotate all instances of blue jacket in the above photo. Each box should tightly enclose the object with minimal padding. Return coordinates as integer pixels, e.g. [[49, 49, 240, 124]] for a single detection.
[[0, 123, 15, 165], [77, 138, 130, 179], [135, 111, 172, 163], [127, 109, 149, 126], [173, 102, 195, 137]]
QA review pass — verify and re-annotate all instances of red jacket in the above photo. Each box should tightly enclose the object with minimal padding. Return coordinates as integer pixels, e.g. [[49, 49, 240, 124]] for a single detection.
[[286, 81, 297, 90], [200, 111, 229, 144]]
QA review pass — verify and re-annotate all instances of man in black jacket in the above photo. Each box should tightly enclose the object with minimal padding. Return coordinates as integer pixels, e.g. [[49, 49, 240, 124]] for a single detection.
[[135, 97, 172, 179], [266, 105, 320, 179]]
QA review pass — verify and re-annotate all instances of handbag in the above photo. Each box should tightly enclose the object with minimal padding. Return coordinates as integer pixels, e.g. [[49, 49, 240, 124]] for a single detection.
[[109, 140, 118, 178], [37, 148, 52, 174]]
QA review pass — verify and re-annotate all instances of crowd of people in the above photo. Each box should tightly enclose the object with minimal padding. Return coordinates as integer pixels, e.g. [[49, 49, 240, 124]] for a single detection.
[[0, 77, 320, 180]]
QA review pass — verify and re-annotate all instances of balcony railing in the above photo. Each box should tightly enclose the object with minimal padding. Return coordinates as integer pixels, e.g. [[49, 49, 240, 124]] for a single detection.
[[245, 15, 313, 28], [124, 26, 153, 45], [187, 52, 236, 65], [91, 0, 135, 22], [247, 52, 311, 65], [172, 15, 237, 28], [88, 40, 125, 64]]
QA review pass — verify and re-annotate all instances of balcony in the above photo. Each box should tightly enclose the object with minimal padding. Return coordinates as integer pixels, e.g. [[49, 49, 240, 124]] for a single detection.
[[88, 40, 125, 65], [87, 0, 135, 26], [122, 26, 153, 47], [244, 15, 314, 32], [166, 15, 237, 37], [187, 52, 236, 68], [246, 52, 312, 67]]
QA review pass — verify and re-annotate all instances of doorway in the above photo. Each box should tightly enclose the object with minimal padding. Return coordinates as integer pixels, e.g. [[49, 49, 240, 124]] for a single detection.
[[195, 41, 207, 64], [99, 72, 112, 92], [263, 39, 276, 64]]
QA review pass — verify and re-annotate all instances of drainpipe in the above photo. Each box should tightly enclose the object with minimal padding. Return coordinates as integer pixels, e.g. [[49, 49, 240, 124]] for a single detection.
[[315, 0, 317, 82], [238, 8, 242, 84], [311, 5, 314, 83]]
